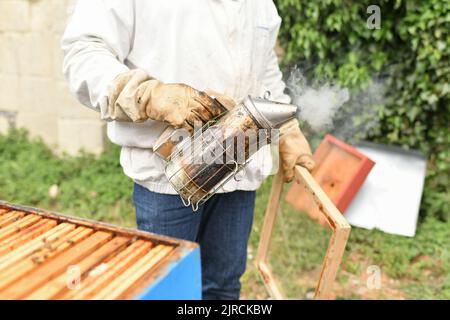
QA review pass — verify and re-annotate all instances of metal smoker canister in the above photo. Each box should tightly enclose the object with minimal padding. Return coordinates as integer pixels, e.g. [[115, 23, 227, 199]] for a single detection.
[[161, 96, 298, 211]]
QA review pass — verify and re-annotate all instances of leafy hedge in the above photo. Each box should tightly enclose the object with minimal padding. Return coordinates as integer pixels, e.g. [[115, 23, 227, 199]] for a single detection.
[[275, 0, 449, 220]]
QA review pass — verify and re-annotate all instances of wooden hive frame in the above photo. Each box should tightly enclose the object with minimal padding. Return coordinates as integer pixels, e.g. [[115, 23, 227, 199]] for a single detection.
[[255, 166, 351, 300]]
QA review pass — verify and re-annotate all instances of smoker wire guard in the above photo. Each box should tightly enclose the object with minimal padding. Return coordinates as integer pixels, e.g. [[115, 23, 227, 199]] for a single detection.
[[163, 100, 270, 212], [161, 93, 298, 212], [256, 166, 351, 300]]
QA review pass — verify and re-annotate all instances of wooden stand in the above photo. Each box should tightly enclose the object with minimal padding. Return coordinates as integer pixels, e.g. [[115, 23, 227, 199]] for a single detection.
[[255, 166, 351, 300]]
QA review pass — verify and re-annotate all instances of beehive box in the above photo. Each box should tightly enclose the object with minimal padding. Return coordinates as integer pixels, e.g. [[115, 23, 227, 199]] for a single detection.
[[0, 201, 201, 300], [286, 134, 375, 225]]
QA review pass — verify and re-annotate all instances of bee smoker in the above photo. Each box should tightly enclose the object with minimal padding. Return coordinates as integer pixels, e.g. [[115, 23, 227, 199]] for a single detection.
[[153, 95, 298, 211]]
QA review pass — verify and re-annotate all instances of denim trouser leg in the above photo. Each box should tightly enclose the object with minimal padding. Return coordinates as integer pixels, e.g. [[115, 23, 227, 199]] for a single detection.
[[132, 183, 256, 300]]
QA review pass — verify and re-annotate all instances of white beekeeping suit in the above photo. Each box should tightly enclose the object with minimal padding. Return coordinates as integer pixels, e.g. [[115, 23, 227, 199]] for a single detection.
[[62, 0, 290, 194]]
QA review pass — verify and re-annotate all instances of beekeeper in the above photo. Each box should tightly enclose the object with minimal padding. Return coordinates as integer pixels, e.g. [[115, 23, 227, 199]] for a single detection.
[[62, 0, 314, 300]]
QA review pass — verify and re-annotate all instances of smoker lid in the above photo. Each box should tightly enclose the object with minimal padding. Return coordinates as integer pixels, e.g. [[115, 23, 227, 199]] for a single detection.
[[243, 96, 298, 129]]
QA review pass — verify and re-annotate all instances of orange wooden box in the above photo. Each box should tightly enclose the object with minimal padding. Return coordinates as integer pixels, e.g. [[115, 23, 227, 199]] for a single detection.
[[0, 201, 199, 300], [286, 134, 375, 224]]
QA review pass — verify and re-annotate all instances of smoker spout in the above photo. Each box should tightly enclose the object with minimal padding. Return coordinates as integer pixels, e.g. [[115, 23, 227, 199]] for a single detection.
[[244, 96, 298, 129]]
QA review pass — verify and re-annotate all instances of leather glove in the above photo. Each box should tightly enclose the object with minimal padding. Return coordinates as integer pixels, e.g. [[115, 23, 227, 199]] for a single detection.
[[279, 119, 315, 182], [205, 89, 236, 110], [106, 69, 225, 131]]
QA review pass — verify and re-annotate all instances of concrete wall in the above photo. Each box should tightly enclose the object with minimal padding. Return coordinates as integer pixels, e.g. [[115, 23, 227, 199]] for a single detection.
[[0, 0, 105, 155]]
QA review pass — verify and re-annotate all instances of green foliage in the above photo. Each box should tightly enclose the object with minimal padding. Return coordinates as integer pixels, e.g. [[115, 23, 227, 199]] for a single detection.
[[275, 0, 450, 220], [0, 129, 134, 226]]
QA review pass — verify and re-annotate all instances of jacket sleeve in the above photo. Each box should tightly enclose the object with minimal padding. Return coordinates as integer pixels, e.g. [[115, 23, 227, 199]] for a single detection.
[[261, 1, 290, 104], [61, 0, 134, 119], [261, 48, 291, 104]]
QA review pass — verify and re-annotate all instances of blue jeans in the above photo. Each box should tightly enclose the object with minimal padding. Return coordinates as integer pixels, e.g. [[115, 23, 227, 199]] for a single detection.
[[132, 183, 256, 300]]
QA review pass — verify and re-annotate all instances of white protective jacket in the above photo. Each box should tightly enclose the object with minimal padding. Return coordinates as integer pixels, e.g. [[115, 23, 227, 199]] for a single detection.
[[62, 0, 290, 194]]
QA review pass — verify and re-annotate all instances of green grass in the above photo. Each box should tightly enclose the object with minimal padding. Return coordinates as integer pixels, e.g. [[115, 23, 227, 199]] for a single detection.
[[0, 129, 135, 227], [0, 129, 449, 299], [244, 178, 450, 300]]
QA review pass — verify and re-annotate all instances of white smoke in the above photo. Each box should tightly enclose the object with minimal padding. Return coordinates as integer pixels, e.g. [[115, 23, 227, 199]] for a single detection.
[[286, 67, 385, 143], [286, 67, 350, 132]]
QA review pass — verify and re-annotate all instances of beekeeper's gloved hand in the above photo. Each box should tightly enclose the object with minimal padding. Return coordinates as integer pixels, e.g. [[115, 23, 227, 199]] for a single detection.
[[106, 69, 225, 131], [205, 89, 236, 111], [279, 119, 315, 182]]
